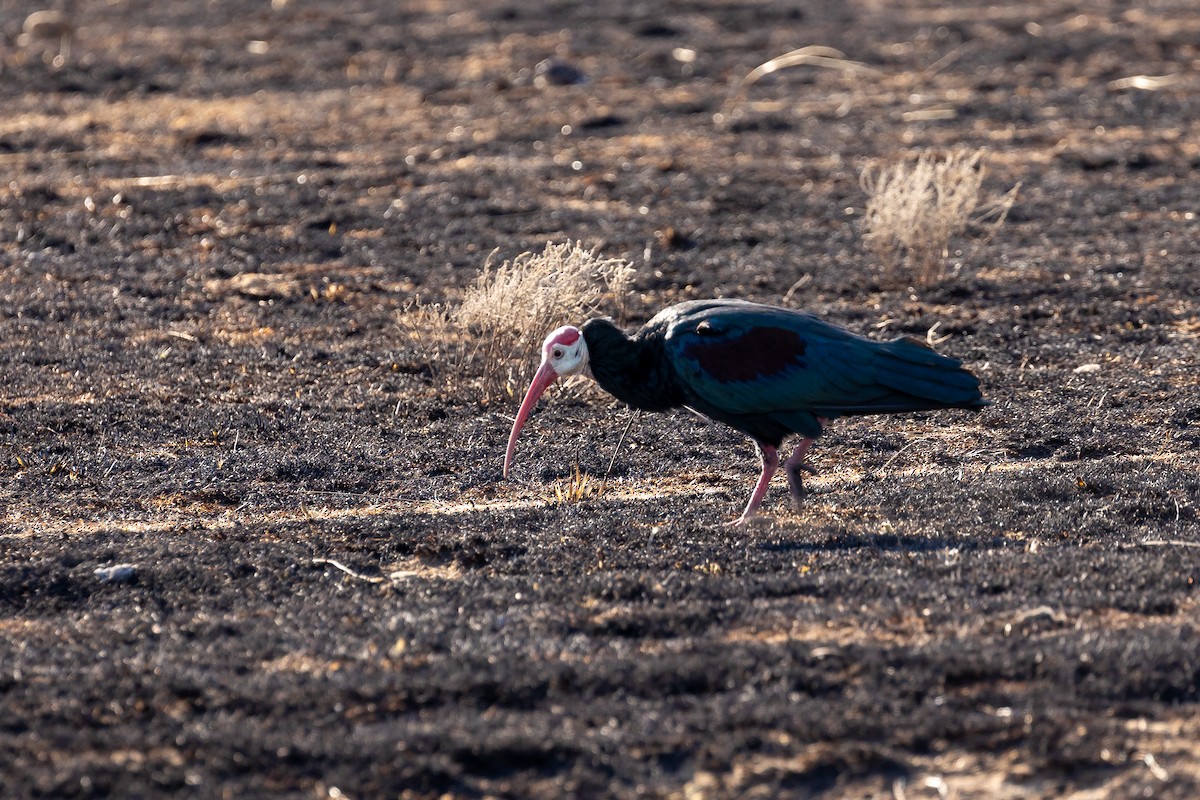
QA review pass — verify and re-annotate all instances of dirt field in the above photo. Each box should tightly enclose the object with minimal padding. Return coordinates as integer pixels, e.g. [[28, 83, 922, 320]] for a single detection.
[[2, 0, 1199, 797]]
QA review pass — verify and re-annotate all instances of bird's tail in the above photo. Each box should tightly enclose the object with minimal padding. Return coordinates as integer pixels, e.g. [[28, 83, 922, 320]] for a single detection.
[[875, 336, 987, 410], [812, 336, 988, 416]]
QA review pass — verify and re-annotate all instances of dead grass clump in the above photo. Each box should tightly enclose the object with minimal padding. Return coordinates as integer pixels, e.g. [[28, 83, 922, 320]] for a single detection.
[[412, 241, 634, 403], [547, 464, 600, 505], [860, 149, 1019, 286]]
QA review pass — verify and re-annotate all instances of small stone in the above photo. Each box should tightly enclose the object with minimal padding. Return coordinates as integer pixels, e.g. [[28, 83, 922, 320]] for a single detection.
[[534, 58, 586, 88], [94, 564, 137, 584]]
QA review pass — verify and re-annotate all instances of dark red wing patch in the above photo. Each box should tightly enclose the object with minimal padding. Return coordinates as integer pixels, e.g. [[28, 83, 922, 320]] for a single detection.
[[685, 326, 808, 382]]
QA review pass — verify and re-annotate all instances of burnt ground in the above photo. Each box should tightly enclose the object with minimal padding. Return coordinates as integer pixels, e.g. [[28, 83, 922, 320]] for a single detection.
[[1, 0, 1200, 797]]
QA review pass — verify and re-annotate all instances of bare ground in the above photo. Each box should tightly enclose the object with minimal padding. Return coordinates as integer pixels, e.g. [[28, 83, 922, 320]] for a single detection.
[[1, 0, 1199, 797]]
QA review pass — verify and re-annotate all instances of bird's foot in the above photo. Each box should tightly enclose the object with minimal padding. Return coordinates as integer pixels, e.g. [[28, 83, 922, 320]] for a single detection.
[[791, 459, 819, 476]]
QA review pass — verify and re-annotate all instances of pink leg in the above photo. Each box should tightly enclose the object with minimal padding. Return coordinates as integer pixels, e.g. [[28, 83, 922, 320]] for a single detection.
[[784, 418, 828, 509], [731, 443, 779, 526]]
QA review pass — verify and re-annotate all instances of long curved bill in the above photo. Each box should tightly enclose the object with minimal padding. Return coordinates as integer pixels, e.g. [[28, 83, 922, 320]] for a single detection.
[[503, 360, 559, 478]]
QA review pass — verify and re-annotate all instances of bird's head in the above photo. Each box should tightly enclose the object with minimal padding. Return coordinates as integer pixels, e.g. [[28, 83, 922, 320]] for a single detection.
[[539, 324, 590, 378], [503, 325, 590, 478]]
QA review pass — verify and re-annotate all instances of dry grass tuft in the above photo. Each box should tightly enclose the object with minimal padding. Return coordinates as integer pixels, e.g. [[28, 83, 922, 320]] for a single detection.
[[548, 464, 600, 505], [409, 241, 634, 403], [860, 149, 1019, 286]]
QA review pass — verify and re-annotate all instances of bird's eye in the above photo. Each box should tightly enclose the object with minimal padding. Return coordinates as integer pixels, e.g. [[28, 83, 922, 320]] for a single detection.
[[552, 348, 563, 359]]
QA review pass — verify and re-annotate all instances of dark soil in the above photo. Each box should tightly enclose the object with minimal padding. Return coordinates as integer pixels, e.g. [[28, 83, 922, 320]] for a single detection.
[[3, 0, 1200, 797]]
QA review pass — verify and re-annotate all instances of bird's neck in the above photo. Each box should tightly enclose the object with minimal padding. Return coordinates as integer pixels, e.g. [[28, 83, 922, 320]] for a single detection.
[[581, 319, 683, 412]]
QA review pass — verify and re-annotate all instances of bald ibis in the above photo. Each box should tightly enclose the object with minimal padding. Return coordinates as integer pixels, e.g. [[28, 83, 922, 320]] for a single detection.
[[504, 299, 987, 524]]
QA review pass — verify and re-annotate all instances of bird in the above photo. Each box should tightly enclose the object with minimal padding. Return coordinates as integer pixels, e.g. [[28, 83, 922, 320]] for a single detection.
[[503, 298, 988, 524]]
